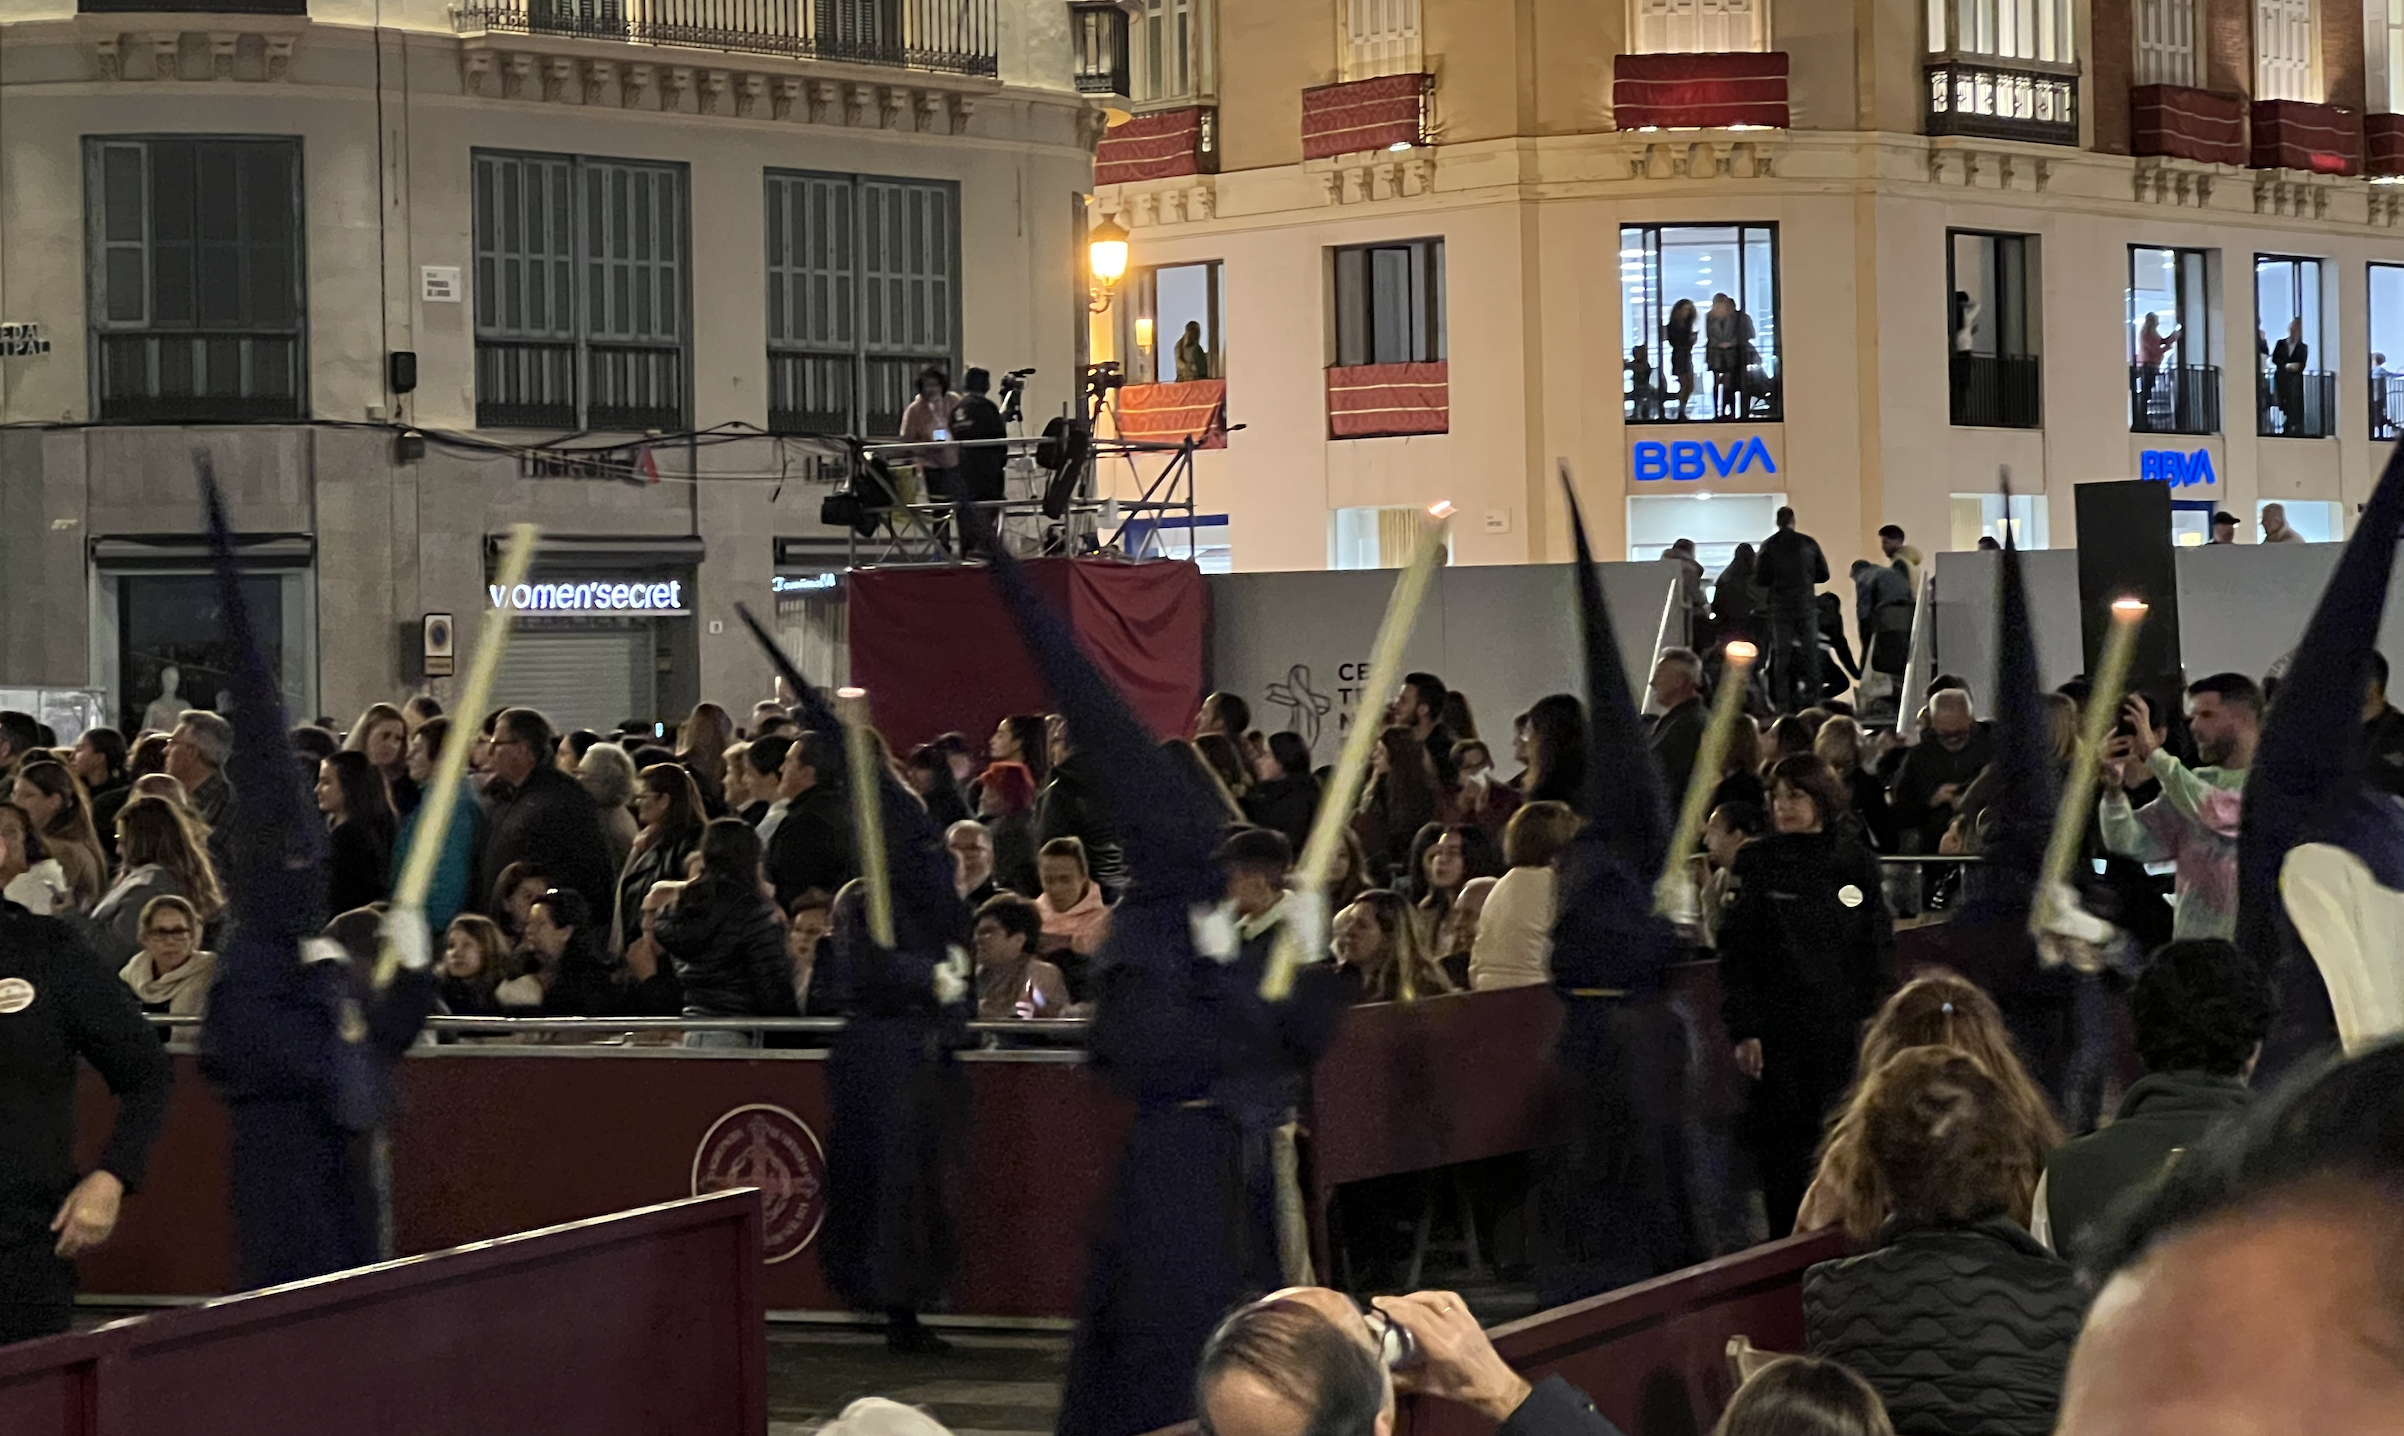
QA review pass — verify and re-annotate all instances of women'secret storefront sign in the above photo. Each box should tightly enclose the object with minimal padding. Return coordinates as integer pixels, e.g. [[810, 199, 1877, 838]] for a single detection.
[[488, 580, 690, 615]]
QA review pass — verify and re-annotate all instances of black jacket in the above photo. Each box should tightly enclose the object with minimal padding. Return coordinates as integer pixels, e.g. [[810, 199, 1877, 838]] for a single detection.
[[1036, 751, 1128, 898], [88, 776, 133, 862], [765, 784, 856, 910], [614, 826, 700, 955], [1647, 697, 1707, 803], [1717, 830, 1891, 1047], [477, 764, 615, 921], [953, 392, 1009, 502], [1499, 1376, 1629, 1436], [2366, 705, 2404, 796], [989, 808, 1041, 896], [655, 875, 802, 1019], [1755, 527, 1829, 599], [1243, 774, 1319, 856], [2041, 1071, 2251, 1266], [326, 820, 393, 916], [0, 899, 172, 1246], [1889, 725, 1995, 851], [1806, 1217, 2086, 1436]]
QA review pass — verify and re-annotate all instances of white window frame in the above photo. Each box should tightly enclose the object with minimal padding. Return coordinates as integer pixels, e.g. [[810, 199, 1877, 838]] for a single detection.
[[1930, 0, 2076, 62], [1133, 0, 1213, 104], [2256, 0, 2318, 101], [2134, 0, 2198, 86], [2383, 0, 2404, 110], [1630, 0, 1771, 55], [1342, 0, 1422, 81]]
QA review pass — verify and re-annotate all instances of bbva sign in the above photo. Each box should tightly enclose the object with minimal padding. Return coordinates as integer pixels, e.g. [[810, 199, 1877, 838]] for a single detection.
[[1632, 436, 1779, 481], [2138, 447, 2217, 489]]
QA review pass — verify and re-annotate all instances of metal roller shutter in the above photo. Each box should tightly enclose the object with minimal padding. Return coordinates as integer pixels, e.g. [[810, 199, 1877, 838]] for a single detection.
[[491, 627, 648, 735]]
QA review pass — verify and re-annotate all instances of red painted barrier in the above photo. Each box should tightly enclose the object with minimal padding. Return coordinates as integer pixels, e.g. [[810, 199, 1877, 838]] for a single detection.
[[1, 1192, 763, 1436], [1405, 1229, 1848, 1436]]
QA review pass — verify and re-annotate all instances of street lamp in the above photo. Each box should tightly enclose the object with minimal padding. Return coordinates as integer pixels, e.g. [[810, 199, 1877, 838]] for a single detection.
[[1087, 214, 1129, 313]]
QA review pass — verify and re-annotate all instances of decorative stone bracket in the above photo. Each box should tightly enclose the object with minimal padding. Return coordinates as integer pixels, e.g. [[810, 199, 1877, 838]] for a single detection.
[[455, 37, 988, 134], [2132, 158, 2220, 207], [1628, 137, 1783, 181], [92, 28, 299, 83], [1925, 145, 2053, 192], [2251, 170, 2336, 218], [1097, 180, 1219, 227], [1308, 152, 1439, 205]]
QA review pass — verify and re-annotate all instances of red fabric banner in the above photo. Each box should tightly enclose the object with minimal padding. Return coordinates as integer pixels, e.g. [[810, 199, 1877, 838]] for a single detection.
[[2251, 98, 2361, 175], [1116, 379, 1228, 449], [2131, 84, 2248, 165], [1612, 51, 1789, 130], [1301, 72, 1430, 160], [848, 558, 1207, 749], [2369, 112, 2404, 177], [1096, 106, 1214, 186], [1326, 362, 1449, 439]]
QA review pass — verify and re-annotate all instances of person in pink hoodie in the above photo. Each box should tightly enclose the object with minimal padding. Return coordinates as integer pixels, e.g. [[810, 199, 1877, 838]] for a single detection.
[[1033, 836, 1110, 998]]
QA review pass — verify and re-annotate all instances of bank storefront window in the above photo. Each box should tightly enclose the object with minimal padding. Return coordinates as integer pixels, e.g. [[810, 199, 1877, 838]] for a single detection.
[[1621, 224, 1781, 424], [1626, 492, 1784, 583]]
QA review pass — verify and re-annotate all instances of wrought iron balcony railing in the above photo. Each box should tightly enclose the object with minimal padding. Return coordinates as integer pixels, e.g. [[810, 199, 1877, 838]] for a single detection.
[[456, 0, 999, 78], [1925, 58, 2079, 146], [1070, 2, 1131, 99], [2259, 369, 2336, 439], [80, 1, 307, 12], [96, 332, 304, 424], [1949, 352, 2042, 428], [2131, 363, 2221, 435]]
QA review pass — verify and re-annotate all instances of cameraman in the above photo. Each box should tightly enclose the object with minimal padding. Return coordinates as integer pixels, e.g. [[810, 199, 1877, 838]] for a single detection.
[[953, 368, 1010, 558], [1196, 1287, 1621, 1436]]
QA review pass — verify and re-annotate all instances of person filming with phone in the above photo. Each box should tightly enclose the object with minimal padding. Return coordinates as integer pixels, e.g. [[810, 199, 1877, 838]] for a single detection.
[[1195, 1286, 1625, 1436], [2097, 674, 2260, 942]]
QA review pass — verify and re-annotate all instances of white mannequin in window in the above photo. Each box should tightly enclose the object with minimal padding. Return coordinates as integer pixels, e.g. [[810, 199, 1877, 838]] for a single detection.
[[142, 665, 187, 736]]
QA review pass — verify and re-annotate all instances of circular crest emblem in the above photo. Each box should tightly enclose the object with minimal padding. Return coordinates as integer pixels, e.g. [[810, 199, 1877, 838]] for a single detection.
[[1837, 884, 1865, 909], [691, 1104, 828, 1264]]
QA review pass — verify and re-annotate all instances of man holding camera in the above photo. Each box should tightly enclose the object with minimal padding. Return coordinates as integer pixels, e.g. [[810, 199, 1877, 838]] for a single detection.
[[1195, 1288, 1620, 1436]]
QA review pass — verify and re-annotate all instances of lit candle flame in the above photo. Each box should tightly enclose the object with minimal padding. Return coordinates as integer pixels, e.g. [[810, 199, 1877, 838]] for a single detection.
[[1725, 641, 1759, 661], [837, 686, 867, 699], [2111, 597, 2149, 616]]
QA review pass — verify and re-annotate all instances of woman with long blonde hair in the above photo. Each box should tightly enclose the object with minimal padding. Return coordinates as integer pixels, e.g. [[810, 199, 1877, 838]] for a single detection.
[[1333, 888, 1455, 1003], [1794, 970, 2064, 1241]]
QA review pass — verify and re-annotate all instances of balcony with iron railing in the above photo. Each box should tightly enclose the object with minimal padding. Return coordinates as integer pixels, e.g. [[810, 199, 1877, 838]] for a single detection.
[[476, 337, 687, 431], [2374, 373, 2404, 441], [96, 331, 304, 424], [1070, 1, 1130, 100], [79, 1, 308, 11], [455, 0, 999, 77], [768, 350, 950, 435], [2130, 363, 2221, 435], [1949, 352, 2041, 428], [2259, 369, 2336, 438], [1924, 57, 2079, 146]]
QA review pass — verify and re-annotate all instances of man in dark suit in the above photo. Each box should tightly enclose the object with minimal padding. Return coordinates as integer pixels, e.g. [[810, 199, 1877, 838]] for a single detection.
[[476, 707, 614, 923], [1645, 647, 1708, 806], [765, 729, 857, 910]]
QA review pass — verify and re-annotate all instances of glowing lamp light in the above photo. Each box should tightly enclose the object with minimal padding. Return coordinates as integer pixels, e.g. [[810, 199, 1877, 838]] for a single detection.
[[1427, 500, 1457, 520], [2111, 597, 2150, 616], [1725, 641, 1759, 662], [837, 686, 868, 700], [1086, 215, 1130, 313], [1133, 317, 1153, 351]]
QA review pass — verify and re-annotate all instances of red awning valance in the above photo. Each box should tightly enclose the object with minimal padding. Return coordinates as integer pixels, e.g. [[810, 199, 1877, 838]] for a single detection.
[[1301, 73, 1431, 160], [2252, 98, 2361, 175], [1327, 362, 1449, 439], [1096, 106, 1215, 186], [1117, 379, 1228, 449], [1612, 52, 1789, 130], [2132, 85, 2248, 166]]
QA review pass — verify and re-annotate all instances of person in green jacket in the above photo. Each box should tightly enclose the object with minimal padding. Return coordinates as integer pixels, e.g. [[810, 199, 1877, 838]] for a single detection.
[[2035, 938, 2274, 1266], [393, 716, 479, 937]]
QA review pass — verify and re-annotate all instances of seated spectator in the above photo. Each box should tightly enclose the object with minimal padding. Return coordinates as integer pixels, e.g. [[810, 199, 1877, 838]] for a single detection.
[[577, 740, 640, 883], [1243, 732, 1321, 855], [1695, 800, 1766, 949], [1804, 1047, 2087, 1436], [1033, 836, 1111, 962], [438, 913, 513, 1018], [2035, 939, 2272, 1264], [1408, 822, 1502, 917], [117, 894, 216, 1021], [1469, 801, 1581, 990], [84, 794, 224, 966], [0, 801, 70, 915], [489, 860, 550, 948], [785, 888, 835, 1017], [970, 893, 1072, 1021], [14, 759, 108, 913], [618, 880, 687, 1018], [1195, 732, 1254, 807], [1432, 875, 1496, 990], [905, 744, 972, 829], [1812, 716, 1895, 853], [1333, 889, 1456, 1003], [2055, 1041, 2404, 1435], [947, 820, 1001, 907], [1712, 1355, 1894, 1436], [974, 760, 1040, 895], [521, 887, 618, 1018], [1796, 971, 2060, 1240], [737, 734, 792, 829], [1449, 738, 1522, 846], [1168, 738, 1248, 823], [656, 818, 801, 1044], [614, 763, 706, 958], [1710, 718, 1767, 813], [1197, 1285, 1629, 1436], [1355, 726, 1446, 884]]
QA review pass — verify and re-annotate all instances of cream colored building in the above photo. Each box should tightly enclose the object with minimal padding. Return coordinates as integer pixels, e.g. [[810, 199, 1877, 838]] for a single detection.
[[1080, 0, 2404, 579], [0, 0, 1096, 729]]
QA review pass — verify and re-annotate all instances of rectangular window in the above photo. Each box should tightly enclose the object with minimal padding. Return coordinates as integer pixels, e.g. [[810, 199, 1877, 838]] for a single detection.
[[2133, 0, 2197, 85], [2387, 0, 2404, 110], [2129, 245, 2218, 434], [2256, 254, 2330, 438], [1331, 506, 1456, 569], [1343, 0, 1422, 80], [764, 170, 958, 437], [1134, 0, 1207, 102], [1333, 239, 1443, 367], [473, 150, 688, 431], [1948, 493, 2050, 549], [2370, 264, 2404, 440], [2255, 0, 2316, 100], [1631, 0, 1771, 54], [1620, 223, 1781, 424], [1125, 261, 1222, 385], [1931, 0, 2075, 61], [1625, 493, 1784, 581], [85, 135, 304, 423], [1948, 231, 2040, 428]]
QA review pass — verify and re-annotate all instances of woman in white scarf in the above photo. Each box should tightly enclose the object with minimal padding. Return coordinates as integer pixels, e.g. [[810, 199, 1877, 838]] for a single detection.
[[117, 894, 217, 1020]]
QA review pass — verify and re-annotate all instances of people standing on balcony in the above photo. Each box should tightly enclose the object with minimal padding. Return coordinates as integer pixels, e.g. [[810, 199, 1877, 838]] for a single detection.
[[2259, 502, 2306, 544], [2133, 312, 2181, 419], [1174, 320, 1210, 382], [899, 366, 961, 500], [1706, 293, 1756, 420], [2374, 353, 2395, 436], [1949, 289, 1981, 417], [1626, 344, 1658, 421], [1664, 297, 1699, 419], [2271, 318, 2309, 434], [1757, 507, 1829, 715]]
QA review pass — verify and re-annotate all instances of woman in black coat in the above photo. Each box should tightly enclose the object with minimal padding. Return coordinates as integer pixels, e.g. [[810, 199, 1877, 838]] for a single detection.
[[315, 751, 395, 915], [1717, 755, 1892, 1234], [613, 763, 706, 957], [1241, 731, 1320, 855], [654, 818, 801, 1042]]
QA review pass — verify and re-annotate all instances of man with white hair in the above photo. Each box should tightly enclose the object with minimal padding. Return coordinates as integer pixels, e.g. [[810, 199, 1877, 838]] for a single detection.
[[164, 709, 235, 828], [1645, 648, 1707, 805], [946, 820, 998, 907], [1888, 686, 1992, 853]]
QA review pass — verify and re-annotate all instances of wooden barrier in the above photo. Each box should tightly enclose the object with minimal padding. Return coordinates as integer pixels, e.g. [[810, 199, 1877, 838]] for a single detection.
[[1405, 1230, 1848, 1436], [0, 1191, 763, 1436]]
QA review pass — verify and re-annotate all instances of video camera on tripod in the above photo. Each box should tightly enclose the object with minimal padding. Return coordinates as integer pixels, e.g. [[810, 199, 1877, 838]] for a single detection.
[[999, 366, 1036, 426]]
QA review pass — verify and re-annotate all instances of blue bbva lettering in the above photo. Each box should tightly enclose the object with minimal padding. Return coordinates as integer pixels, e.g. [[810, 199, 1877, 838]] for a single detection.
[[1633, 437, 1779, 481], [2138, 448, 2215, 489]]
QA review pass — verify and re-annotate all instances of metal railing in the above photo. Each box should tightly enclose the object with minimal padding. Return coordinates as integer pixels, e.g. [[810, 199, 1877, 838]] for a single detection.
[[475, 338, 687, 431], [2374, 373, 2404, 441], [1948, 352, 2041, 428], [455, 0, 1000, 76], [1924, 58, 2079, 146], [81, 0, 307, 10], [587, 341, 687, 431], [95, 331, 304, 424], [2259, 368, 2336, 438], [2130, 362, 2220, 435], [768, 349, 858, 434], [1070, 1, 1131, 98], [476, 338, 580, 429]]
